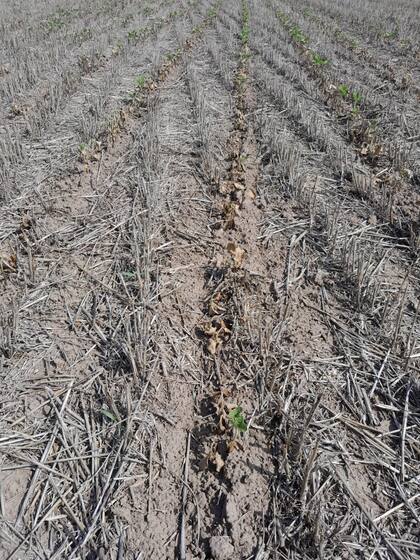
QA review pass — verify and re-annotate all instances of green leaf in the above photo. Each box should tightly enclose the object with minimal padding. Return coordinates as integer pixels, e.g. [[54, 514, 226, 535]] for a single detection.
[[338, 84, 349, 98], [136, 75, 146, 88], [312, 53, 328, 66], [101, 408, 117, 422], [352, 91, 362, 105], [228, 406, 247, 433]]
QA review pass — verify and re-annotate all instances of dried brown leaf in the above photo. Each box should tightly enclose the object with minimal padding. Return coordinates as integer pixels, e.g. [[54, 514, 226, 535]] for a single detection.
[[227, 242, 245, 268]]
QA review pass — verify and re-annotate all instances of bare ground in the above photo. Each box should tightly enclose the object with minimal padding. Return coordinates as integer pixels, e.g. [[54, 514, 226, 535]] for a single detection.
[[0, 0, 419, 559]]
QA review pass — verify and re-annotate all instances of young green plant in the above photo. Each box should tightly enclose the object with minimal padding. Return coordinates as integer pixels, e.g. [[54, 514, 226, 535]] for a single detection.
[[228, 406, 247, 433], [312, 52, 328, 66]]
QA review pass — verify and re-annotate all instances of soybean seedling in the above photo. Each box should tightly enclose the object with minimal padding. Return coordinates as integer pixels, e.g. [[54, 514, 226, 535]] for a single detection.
[[291, 25, 308, 44], [312, 52, 328, 66], [228, 406, 247, 433], [136, 75, 147, 88], [338, 84, 349, 98], [352, 90, 362, 106], [351, 90, 362, 114]]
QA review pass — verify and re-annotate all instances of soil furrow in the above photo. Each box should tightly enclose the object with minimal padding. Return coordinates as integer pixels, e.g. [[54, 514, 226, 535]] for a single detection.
[[0, 3, 225, 557]]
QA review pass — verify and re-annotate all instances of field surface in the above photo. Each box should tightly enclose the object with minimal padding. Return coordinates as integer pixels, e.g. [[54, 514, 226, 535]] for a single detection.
[[0, 0, 419, 558]]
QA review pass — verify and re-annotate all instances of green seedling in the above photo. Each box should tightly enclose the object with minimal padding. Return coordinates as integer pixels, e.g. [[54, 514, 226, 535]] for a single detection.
[[352, 91, 362, 105], [276, 10, 289, 25], [241, 24, 250, 45], [136, 75, 147, 88], [241, 5, 250, 46], [236, 72, 247, 89], [128, 29, 139, 42], [121, 270, 136, 280], [128, 26, 148, 43], [351, 91, 362, 115], [166, 52, 178, 63], [383, 30, 397, 39], [312, 52, 328, 66], [240, 48, 251, 62], [338, 84, 349, 98], [46, 16, 64, 32], [101, 408, 118, 422], [291, 25, 308, 44], [229, 406, 247, 433]]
